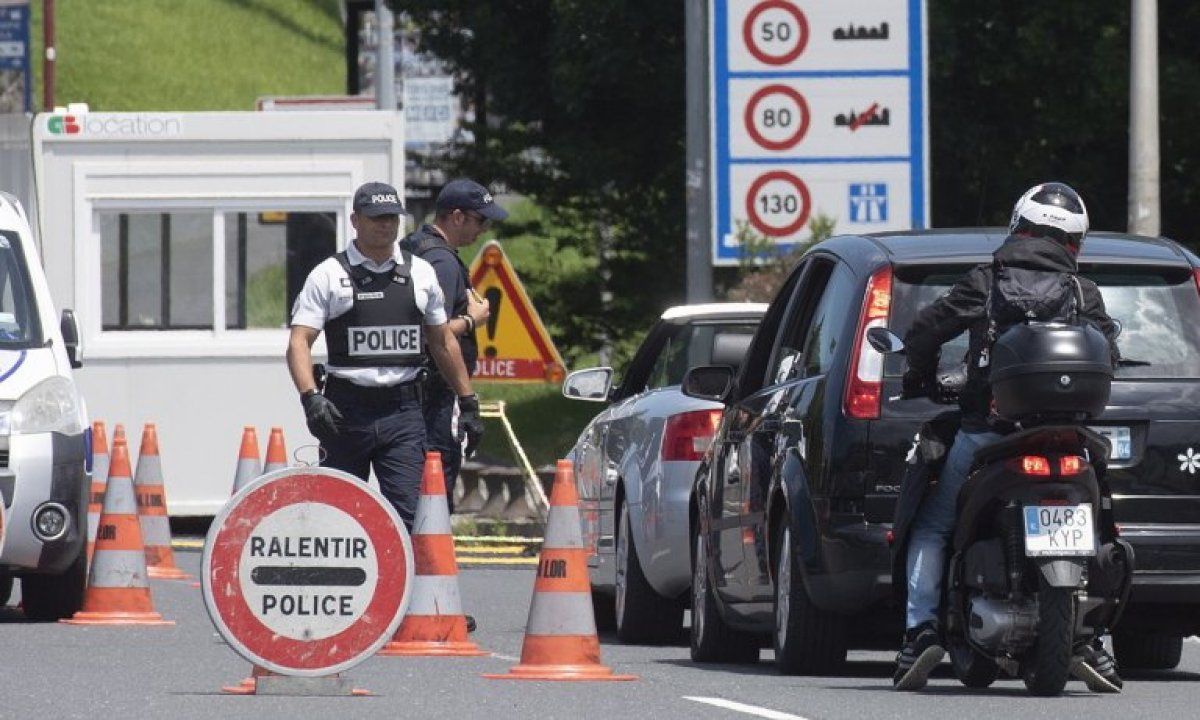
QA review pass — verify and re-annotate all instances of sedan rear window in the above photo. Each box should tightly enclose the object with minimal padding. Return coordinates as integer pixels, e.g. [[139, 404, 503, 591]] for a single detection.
[[646, 322, 758, 390], [885, 264, 1200, 380]]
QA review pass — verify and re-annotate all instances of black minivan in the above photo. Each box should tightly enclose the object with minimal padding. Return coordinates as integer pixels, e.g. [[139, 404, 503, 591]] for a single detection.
[[687, 229, 1200, 675]]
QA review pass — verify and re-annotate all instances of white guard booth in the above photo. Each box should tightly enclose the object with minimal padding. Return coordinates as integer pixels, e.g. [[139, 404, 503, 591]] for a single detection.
[[33, 111, 404, 515]]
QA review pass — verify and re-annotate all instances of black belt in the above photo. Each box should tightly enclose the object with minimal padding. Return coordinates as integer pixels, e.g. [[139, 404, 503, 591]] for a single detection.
[[324, 375, 422, 404]]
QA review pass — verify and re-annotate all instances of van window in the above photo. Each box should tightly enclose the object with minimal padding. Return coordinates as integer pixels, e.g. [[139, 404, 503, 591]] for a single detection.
[[1084, 268, 1200, 379], [885, 265, 973, 377], [0, 231, 41, 346]]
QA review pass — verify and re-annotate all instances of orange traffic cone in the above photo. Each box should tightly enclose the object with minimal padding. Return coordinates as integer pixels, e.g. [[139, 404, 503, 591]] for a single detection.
[[378, 452, 487, 657], [62, 438, 172, 626], [113, 423, 126, 444], [134, 424, 190, 581], [232, 426, 261, 493], [262, 427, 288, 474], [484, 460, 635, 681], [86, 421, 110, 564]]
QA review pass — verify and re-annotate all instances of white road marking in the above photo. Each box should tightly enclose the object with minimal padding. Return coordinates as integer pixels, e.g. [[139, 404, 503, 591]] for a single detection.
[[683, 696, 810, 720], [491, 653, 521, 662]]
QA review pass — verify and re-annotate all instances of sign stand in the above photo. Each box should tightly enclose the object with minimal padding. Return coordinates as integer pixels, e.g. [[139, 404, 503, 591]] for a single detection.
[[253, 675, 358, 697], [479, 400, 549, 515]]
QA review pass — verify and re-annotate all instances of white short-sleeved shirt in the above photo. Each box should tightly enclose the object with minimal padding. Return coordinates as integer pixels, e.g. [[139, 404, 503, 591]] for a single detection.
[[291, 241, 448, 386]]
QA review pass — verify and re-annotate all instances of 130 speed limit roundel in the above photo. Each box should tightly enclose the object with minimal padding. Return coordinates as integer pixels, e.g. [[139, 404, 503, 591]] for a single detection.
[[745, 171, 812, 237]]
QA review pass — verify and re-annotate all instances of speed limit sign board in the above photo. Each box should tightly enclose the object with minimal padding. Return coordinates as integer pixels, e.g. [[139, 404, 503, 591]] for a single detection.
[[202, 467, 413, 677], [711, 0, 929, 264]]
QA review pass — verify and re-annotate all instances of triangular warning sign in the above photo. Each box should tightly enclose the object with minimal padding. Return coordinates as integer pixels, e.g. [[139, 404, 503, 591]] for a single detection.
[[467, 241, 566, 383]]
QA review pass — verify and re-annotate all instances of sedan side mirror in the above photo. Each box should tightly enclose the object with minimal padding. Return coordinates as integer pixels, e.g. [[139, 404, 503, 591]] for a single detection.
[[60, 309, 82, 369], [866, 326, 905, 355], [681, 365, 735, 403], [562, 367, 614, 402]]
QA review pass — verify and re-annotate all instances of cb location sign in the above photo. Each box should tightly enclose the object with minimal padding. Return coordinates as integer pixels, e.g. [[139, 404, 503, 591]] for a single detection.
[[202, 467, 413, 677], [710, 0, 929, 264]]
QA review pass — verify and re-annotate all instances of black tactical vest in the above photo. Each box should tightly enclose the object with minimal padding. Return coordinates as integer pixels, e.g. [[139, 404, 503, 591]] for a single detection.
[[325, 250, 425, 367]]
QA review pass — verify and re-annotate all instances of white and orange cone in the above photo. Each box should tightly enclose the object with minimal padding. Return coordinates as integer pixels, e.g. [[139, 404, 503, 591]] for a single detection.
[[378, 452, 487, 657], [86, 421, 110, 564], [484, 460, 636, 681], [134, 424, 190, 581], [262, 427, 288, 474], [62, 438, 172, 626], [113, 423, 126, 445], [231, 426, 261, 493]]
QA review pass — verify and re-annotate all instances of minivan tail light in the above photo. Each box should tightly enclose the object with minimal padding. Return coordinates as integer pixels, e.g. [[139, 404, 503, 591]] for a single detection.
[[844, 266, 893, 420], [662, 409, 723, 461]]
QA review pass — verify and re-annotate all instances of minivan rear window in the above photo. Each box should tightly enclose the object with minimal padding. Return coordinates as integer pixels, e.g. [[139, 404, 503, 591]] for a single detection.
[[0, 231, 41, 347], [886, 264, 1200, 380]]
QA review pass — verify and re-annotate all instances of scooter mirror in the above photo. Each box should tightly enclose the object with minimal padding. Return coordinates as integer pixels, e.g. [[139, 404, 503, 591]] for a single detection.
[[867, 326, 905, 355]]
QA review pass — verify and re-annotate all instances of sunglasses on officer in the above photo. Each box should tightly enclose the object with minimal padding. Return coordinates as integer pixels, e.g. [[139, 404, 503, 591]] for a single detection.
[[457, 209, 491, 228]]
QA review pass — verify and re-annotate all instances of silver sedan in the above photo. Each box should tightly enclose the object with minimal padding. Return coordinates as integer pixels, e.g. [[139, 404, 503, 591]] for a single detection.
[[563, 303, 765, 643]]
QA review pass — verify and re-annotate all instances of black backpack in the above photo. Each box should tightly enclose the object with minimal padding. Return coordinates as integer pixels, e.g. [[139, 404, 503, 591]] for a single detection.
[[980, 264, 1083, 368]]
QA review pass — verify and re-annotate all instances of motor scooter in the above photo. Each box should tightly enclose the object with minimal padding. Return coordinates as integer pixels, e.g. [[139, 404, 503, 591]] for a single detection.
[[870, 324, 1134, 695]]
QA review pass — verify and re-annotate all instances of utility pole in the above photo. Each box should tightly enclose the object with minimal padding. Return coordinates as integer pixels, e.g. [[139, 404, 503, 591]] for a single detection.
[[375, 0, 395, 110], [1129, 0, 1160, 236], [685, 0, 713, 302], [42, 0, 54, 110]]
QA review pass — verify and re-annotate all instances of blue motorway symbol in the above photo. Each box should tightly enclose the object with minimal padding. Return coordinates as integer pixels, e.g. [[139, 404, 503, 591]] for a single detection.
[[849, 183, 888, 223]]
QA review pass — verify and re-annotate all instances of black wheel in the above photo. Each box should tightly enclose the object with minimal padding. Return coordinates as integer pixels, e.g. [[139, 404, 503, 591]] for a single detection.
[[592, 590, 616, 632], [1114, 631, 1183, 670], [21, 549, 86, 621], [690, 522, 759, 663], [615, 501, 684, 644], [1023, 581, 1075, 696], [773, 523, 847, 675], [950, 641, 1000, 688]]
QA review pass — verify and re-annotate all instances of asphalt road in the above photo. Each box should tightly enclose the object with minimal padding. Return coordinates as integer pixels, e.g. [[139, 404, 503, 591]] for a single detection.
[[2, 550, 1198, 720]]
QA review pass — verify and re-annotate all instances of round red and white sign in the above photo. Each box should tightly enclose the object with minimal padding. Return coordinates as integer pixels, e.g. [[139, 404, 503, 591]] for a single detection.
[[202, 468, 412, 677], [744, 84, 810, 151], [746, 171, 813, 237], [742, 1, 809, 66]]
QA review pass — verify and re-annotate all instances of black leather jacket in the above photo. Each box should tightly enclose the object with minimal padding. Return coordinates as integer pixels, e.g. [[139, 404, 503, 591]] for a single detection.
[[903, 234, 1120, 431]]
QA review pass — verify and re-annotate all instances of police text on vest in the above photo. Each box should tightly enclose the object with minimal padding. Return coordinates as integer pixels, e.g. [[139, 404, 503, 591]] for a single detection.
[[349, 325, 421, 356]]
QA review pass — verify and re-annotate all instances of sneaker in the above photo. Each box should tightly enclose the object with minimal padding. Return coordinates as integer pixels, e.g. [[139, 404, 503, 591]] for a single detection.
[[466, 614, 477, 633], [894, 622, 945, 691], [1072, 637, 1122, 693]]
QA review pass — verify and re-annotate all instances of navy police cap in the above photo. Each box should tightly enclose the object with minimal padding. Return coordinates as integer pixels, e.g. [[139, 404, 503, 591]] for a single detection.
[[435, 178, 508, 221], [353, 181, 405, 217]]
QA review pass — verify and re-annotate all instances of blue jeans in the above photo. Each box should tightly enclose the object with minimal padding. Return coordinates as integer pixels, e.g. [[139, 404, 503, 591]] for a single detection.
[[906, 429, 1004, 629]]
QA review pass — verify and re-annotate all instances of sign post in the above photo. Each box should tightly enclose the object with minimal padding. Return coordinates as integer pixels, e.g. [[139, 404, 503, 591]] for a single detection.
[[202, 468, 413, 694], [710, 0, 929, 265]]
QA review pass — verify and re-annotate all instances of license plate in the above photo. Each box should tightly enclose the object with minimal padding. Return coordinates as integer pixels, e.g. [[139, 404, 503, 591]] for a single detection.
[[1090, 426, 1131, 461], [1024, 504, 1095, 557]]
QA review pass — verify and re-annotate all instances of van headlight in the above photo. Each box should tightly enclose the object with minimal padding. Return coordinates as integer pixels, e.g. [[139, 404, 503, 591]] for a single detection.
[[12, 376, 82, 435]]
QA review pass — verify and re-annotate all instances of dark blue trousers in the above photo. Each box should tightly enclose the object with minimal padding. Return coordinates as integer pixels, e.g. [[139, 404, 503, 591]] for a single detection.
[[422, 377, 462, 513], [319, 379, 425, 529]]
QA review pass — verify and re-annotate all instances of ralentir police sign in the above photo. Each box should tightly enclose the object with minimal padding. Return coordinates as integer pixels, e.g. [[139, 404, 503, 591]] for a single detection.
[[710, 0, 929, 264], [202, 468, 412, 677]]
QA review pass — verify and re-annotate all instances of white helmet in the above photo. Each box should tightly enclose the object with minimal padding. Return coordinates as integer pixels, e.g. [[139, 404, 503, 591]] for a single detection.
[[1008, 182, 1089, 247]]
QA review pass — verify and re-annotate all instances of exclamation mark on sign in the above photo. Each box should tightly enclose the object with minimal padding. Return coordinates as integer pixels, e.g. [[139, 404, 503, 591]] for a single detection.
[[484, 287, 503, 358]]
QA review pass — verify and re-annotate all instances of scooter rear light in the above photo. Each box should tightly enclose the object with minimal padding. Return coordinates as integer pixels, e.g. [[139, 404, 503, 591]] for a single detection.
[[1059, 455, 1086, 475], [1009, 455, 1051, 476]]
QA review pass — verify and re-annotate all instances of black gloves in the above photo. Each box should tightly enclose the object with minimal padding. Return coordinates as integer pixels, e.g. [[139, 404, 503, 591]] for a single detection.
[[901, 370, 932, 399], [302, 390, 344, 438], [458, 394, 484, 459]]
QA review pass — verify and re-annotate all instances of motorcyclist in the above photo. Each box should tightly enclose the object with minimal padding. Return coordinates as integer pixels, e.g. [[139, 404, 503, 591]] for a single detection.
[[892, 182, 1123, 692]]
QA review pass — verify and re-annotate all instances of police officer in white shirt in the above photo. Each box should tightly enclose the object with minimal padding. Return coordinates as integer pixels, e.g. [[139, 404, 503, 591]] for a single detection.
[[286, 181, 479, 528]]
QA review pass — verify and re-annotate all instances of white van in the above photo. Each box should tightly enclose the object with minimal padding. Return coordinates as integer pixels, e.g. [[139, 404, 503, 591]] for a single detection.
[[0, 192, 89, 620]]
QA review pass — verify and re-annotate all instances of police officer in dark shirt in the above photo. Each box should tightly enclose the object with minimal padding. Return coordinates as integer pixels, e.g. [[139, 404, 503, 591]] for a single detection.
[[287, 181, 480, 529], [400, 178, 507, 511]]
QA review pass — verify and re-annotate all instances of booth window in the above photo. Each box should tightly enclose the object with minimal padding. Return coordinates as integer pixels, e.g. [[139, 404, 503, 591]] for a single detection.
[[100, 212, 213, 330], [224, 211, 336, 329]]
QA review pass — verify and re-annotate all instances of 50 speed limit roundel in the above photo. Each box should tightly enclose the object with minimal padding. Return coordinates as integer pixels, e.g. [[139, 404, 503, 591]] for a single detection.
[[744, 84, 810, 151], [746, 171, 812, 237], [742, 1, 809, 66], [202, 468, 413, 677]]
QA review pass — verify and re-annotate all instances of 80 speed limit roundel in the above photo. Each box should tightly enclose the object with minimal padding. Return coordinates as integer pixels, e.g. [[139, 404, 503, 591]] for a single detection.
[[742, 1, 809, 66], [202, 468, 413, 677], [744, 84, 810, 151], [746, 171, 812, 237]]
